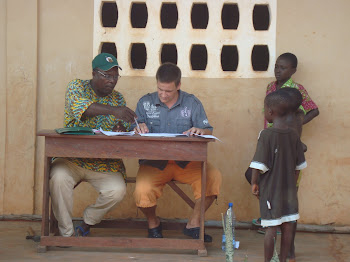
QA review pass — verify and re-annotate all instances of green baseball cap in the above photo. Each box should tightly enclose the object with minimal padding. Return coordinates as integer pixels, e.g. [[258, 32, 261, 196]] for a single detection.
[[92, 53, 122, 71]]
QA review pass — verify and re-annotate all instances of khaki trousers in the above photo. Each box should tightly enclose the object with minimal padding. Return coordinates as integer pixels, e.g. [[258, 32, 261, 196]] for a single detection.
[[49, 159, 126, 237]]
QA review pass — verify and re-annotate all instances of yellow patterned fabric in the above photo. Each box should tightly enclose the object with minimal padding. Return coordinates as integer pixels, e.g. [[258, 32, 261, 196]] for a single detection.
[[63, 79, 129, 179]]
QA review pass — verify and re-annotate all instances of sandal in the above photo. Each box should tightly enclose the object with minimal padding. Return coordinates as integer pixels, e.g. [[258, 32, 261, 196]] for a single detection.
[[75, 225, 90, 237], [252, 217, 261, 226], [183, 227, 212, 243], [148, 223, 163, 238]]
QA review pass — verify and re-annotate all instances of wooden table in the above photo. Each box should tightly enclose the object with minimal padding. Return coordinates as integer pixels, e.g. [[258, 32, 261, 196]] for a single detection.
[[37, 130, 214, 256]]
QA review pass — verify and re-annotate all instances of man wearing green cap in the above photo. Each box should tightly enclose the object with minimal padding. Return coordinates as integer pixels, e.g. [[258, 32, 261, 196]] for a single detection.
[[50, 53, 137, 237]]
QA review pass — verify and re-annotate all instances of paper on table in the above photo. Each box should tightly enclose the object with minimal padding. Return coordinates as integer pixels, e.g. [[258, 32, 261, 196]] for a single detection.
[[99, 128, 135, 136], [139, 133, 186, 137], [192, 134, 221, 141], [139, 132, 221, 141]]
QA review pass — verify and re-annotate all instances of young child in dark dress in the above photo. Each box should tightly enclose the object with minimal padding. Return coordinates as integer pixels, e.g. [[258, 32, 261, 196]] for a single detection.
[[250, 90, 307, 262]]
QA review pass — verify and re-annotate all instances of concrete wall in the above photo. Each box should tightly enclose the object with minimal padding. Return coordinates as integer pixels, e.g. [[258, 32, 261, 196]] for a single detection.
[[1, 0, 349, 226]]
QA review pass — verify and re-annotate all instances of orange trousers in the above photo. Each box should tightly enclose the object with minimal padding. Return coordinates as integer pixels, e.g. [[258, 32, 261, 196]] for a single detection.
[[134, 161, 222, 208]]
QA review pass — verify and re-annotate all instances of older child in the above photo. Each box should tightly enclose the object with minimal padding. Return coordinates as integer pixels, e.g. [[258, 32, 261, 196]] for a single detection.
[[250, 90, 307, 262], [265, 52, 319, 128]]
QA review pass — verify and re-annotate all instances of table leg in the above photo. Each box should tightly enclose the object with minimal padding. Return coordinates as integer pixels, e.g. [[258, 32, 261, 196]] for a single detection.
[[199, 161, 207, 256], [39, 155, 51, 252]]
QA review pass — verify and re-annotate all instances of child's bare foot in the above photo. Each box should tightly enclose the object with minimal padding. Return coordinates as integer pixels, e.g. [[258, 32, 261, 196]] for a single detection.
[[287, 250, 296, 261]]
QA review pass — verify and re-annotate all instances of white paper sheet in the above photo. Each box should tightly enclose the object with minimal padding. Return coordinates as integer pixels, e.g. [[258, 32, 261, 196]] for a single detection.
[[99, 128, 135, 136], [139, 133, 186, 137], [139, 132, 221, 141]]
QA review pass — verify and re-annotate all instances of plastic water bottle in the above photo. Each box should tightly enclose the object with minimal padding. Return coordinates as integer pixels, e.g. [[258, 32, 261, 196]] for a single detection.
[[222, 202, 236, 251]]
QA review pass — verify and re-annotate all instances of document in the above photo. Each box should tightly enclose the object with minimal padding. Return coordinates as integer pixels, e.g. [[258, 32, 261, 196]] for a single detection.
[[139, 133, 185, 137], [98, 128, 135, 136], [139, 132, 220, 141]]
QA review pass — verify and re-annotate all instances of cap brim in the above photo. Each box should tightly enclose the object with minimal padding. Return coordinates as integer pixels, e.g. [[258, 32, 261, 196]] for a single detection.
[[98, 64, 122, 71]]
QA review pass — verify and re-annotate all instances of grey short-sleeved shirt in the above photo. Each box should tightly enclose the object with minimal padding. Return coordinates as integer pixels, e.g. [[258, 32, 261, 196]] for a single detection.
[[134, 90, 213, 169], [135, 90, 213, 133]]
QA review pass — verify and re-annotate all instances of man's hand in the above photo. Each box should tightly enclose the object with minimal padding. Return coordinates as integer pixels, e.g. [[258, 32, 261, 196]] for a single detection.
[[113, 106, 137, 123], [112, 124, 127, 132], [252, 184, 259, 199], [83, 103, 137, 123], [183, 127, 211, 136], [134, 123, 149, 134]]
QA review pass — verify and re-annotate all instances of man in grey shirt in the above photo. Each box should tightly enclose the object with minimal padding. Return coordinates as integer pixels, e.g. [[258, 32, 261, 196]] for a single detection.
[[133, 63, 222, 242]]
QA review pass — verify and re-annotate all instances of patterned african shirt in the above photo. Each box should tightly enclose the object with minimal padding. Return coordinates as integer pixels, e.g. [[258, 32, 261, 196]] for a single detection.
[[265, 78, 318, 128], [63, 79, 129, 179]]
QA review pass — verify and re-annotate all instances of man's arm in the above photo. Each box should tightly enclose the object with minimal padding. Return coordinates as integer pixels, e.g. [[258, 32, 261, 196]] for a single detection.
[[185, 97, 213, 135], [183, 127, 212, 136], [82, 103, 136, 123], [134, 122, 149, 134], [132, 96, 151, 134]]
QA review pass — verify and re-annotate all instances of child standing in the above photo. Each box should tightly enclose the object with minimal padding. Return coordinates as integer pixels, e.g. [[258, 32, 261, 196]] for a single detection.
[[250, 90, 307, 262], [265, 53, 319, 261], [265, 52, 319, 129]]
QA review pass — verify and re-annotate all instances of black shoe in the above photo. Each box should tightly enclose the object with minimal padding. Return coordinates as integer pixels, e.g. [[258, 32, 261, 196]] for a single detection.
[[183, 227, 212, 243], [148, 223, 163, 238]]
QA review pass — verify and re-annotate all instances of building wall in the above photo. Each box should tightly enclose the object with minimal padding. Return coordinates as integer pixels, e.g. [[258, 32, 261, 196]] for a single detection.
[[0, 0, 7, 215], [0, 0, 37, 214], [1, 0, 349, 225]]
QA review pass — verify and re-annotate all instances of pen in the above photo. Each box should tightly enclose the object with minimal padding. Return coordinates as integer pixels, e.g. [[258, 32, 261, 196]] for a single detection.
[[134, 117, 141, 132]]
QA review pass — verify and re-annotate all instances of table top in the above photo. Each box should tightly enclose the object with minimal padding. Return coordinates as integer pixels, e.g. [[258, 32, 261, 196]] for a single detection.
[[37, 130, 214, 160], [37, 129, 214, 143]]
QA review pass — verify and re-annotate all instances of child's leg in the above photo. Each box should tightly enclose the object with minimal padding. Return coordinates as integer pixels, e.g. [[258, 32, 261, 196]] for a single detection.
[[264, 226, 277, 262], [279, 222, 294, 262], [288, 186, 299, 260], [288, 221, 297, 260]]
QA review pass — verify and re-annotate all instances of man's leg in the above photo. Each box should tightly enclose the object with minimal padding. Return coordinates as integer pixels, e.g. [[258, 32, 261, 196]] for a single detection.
[[49, 159, 83, 237], [80, 169, 126, 235], [186, 195, 216, 228], [134, 164, 173, 237], [264, 226, 277, 262], [175, 162, 222, 242], [138, 206, 160, 229], [280, 222, 294, 262]]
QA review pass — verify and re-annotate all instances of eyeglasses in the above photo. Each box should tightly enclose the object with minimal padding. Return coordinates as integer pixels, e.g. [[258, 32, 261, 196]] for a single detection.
[[96, 70, 121, 81]]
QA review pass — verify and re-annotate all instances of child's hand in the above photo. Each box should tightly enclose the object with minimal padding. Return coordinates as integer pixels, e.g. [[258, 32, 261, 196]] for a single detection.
[[252, 184, 259, 199]]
